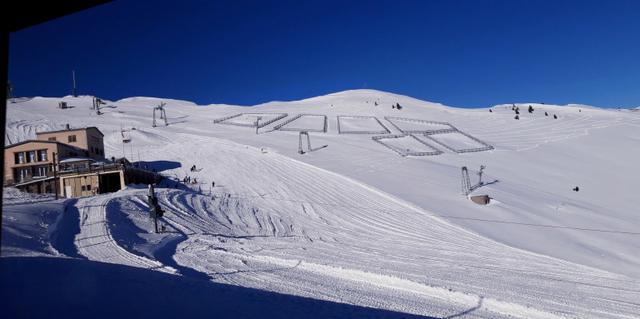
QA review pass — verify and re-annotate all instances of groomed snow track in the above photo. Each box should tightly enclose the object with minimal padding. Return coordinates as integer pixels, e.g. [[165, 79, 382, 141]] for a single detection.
[[74, 192, 176, 273], [105, 133, 640, 319]]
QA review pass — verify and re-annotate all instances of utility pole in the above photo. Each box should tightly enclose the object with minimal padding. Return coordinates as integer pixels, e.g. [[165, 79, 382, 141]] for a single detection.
[[477, 165, 485, 186], [461, 166, 471, 196], [93, 97, 104, 115], [72, 70, 77, 97], [298, 131, 311, 154], [255, 116, 262, 135], [53, 152, 59, 199], [147, 184, 163, 233]]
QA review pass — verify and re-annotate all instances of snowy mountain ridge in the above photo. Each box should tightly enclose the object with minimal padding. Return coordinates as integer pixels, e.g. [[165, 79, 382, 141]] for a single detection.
[[39, 89, 626, 110]]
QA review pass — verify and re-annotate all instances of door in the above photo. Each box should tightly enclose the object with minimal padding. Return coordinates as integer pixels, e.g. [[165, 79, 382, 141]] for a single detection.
[[65, 186, 73, 198]]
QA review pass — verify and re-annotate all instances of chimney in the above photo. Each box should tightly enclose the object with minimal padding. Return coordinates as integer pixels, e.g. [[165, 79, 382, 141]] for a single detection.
[[66, 124, 70, 130]]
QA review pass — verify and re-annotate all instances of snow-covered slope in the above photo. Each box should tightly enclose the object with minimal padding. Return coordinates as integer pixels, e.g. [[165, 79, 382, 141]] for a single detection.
[[3, 90, 640, 318]]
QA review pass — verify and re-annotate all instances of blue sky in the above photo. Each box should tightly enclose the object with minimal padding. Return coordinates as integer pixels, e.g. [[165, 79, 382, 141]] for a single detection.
[[8, 0, 640, 107]]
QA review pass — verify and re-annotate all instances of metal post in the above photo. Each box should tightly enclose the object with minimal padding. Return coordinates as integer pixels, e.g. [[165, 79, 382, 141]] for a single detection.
[[461, 166, 471, 196], [255, 116, 261, 135], [298, 132, 304, 154], [154, 213, 159, 233], [53, 152, 59, 199], [72, 70, 77, 97]]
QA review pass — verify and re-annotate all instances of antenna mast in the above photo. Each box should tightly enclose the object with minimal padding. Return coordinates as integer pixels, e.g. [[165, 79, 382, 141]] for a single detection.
[[72, 70, 77, 97]]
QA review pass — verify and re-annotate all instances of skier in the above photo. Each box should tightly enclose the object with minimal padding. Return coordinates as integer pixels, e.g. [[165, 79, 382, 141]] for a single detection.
[[212, 181, 215, 188], [553, 114, 558, 119]]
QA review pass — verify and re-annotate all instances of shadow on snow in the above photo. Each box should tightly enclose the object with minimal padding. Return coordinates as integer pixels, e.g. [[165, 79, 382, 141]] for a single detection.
[[1, 257, 439, 319]]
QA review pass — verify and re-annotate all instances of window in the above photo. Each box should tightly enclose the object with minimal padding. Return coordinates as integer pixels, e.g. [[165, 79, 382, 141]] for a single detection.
[[27, 151, 36, 163], [15, 152, 25, 164], [16, 168, 29, 182], [68, 135, 77, 143], [48, 137, 56, 141], [34, 166, 48, 177], [38, 150, 48, 161]]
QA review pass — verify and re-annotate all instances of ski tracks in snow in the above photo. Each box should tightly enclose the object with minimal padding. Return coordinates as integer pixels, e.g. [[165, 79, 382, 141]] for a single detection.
[[140, 133, 640, 319], [73, 192, 176, 273]]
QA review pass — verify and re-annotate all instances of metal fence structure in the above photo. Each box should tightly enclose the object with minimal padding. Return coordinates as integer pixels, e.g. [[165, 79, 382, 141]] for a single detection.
[[213, 113, 288, 128], [422, 131, 494, 153], [273, 114, 328, 133], [337, 115, 391, 134], [371, 134, 443, 157], [384, 116, 457, 134]]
